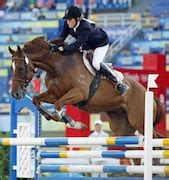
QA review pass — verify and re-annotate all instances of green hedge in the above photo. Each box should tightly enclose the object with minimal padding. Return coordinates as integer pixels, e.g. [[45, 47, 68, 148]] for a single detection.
[[0, 132, 9, 179]]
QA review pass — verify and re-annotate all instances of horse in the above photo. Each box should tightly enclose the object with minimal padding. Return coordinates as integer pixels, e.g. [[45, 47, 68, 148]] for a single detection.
[[9, 36, 164, 137]]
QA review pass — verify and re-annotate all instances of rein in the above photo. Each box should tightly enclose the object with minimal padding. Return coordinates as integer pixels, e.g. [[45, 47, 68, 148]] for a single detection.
[[11, 49, 52, 89]]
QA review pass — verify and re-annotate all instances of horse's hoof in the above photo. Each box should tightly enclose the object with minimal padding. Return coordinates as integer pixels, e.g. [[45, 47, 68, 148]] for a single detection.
[[79, 122, 87, 129], [51, 115, 59, 122], [54, 103, 62, 111], [45, 115, 52, 121]]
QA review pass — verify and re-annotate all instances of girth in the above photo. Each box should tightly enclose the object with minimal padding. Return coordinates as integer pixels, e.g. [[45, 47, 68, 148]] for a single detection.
[[76, 72, 101, 108]]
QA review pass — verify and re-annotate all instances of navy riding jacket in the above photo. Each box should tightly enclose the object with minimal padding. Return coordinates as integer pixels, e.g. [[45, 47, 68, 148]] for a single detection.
[[60, 18, 109, 53]]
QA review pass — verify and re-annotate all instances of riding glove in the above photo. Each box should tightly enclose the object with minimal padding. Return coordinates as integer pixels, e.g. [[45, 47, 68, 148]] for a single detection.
[[50, 44, 60, 52]]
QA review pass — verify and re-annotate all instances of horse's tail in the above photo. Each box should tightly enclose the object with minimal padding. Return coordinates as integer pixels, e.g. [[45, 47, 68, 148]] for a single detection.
[[153, 97, 165, 138]]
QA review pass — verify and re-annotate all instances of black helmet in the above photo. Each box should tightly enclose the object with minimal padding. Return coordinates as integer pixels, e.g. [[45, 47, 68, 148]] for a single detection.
[[63, 6, 81, 19]]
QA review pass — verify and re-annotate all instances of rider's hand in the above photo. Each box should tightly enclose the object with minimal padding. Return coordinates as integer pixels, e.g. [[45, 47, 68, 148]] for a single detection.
[[79, 47, 83, 52], [50, 44, 59, 52], [58, 46, 64, 51], [50, 44, 64, 52]]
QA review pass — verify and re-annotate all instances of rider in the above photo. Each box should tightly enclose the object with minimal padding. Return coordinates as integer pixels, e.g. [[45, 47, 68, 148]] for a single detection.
[[50, 5, 129, 96]]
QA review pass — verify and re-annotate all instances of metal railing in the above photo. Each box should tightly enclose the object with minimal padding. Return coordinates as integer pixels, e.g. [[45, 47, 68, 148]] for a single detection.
[[105, 20, 142, 62], [90, 13, 142, 63], [90, 13, 141, 27]]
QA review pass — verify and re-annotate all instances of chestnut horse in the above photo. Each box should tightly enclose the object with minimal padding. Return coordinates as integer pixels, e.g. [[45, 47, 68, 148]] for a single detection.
[[9, 36, 164, 137]]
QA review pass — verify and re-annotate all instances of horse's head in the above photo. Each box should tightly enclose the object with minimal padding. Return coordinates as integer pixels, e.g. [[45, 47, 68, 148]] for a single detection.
[[9, 45, 35, 99]]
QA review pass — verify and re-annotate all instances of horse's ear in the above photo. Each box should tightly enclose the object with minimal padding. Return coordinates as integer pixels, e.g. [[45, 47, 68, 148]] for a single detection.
[[17, 45, 22, 53], [9, 46, 15, 54]]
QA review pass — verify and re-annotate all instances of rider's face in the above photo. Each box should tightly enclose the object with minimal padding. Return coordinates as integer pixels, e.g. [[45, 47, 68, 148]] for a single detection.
[[67, 18, 76, 28]]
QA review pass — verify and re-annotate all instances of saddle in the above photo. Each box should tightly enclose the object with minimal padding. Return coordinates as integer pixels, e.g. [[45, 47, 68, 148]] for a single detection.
[[77, 50, 124, 108], [83, 50, 124, 81]]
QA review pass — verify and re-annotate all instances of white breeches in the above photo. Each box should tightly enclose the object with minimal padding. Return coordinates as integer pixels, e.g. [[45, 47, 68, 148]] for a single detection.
[[92, 44, 109, 70]]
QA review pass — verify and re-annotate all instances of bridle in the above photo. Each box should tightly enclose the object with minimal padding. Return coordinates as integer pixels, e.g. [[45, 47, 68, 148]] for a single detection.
[[12, 57, 33, 89], [11, 43, 52, 89]]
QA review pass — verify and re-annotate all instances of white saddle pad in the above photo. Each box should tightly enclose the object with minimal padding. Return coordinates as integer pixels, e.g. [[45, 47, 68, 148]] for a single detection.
[[82, 51, 124, 81]]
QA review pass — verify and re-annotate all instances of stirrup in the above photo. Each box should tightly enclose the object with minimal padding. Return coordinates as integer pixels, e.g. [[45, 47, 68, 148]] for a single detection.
[[115, 83, 129, 96]]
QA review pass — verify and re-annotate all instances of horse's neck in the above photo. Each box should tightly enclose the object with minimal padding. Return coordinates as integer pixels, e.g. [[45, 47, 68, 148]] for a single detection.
[[30, 52, 86, 78], [30, 55, 56, 77], [33, 61, 54, 75]]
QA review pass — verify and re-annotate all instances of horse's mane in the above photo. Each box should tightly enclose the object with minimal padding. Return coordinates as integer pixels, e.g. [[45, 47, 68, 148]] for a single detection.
[[23, 36, 49, 54]]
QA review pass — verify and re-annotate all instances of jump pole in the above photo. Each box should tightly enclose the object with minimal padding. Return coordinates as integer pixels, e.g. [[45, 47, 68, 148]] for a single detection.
[[144, 74, 159, 180]]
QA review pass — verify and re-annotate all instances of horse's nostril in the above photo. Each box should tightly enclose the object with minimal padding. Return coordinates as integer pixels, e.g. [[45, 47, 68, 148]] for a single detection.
[[13, 91, 21, 98]]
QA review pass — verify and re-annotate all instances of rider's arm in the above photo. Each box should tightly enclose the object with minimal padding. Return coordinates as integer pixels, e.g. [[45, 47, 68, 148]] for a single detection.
[[63, 28, 90, 53]]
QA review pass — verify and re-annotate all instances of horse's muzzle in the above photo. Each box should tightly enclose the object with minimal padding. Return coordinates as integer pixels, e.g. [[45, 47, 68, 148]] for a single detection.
[[12, 88, 25, 100]]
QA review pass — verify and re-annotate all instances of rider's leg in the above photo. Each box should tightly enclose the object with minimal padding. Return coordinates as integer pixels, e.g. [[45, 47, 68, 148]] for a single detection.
[[92, 44, 109, 71], [99, 63, 129, 95], [92, 44, 129, 96]]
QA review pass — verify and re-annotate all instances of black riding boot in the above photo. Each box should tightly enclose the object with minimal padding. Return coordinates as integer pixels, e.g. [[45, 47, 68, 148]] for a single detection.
[[100, 63, 129, 96]]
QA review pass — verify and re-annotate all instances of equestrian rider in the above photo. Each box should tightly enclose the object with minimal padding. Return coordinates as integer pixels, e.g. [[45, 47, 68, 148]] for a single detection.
[[50, 5, 129, 96]]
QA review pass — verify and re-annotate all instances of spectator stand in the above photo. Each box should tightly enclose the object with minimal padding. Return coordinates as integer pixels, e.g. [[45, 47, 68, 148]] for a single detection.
[[112, 0, 169, 115], [0, 9, 63, 104]]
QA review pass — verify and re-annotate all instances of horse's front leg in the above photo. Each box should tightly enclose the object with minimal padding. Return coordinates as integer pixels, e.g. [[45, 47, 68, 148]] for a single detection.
[[54, 87, 88, 111], [54, 87, 88, 129], [32, 89, 86, 129], [32, 91, 61, 122]]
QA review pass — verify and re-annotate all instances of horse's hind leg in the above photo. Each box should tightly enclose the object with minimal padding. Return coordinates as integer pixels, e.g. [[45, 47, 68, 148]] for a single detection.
[[106, 111, 135, 136], [106, 111, 141, 165]]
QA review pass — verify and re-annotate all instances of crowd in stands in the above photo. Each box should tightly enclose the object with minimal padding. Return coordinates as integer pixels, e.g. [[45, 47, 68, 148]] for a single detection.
[[113, 0, 169, 67], [0, 0, 56, 11], [0, 0, 134, 13], [151, 0, 169, 17], [2, 0, 169, 103]]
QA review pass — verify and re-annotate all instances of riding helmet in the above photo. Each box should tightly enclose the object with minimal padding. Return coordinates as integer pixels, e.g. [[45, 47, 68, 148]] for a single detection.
[[63, 5, 82, 19]]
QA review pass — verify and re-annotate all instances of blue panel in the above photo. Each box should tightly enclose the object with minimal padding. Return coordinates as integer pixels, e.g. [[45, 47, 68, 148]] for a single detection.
[[103, 166, 127, 173], [102, 151, 125, 158], [44, 138, 68, 146], [40, 165, 61, 173], [115, 136, 139, 145], [40, 152, 60, 158]]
